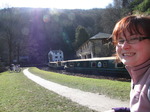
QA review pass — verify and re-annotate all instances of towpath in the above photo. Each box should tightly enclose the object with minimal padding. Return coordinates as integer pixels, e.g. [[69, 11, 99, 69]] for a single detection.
[[23, 68, 129, 112]]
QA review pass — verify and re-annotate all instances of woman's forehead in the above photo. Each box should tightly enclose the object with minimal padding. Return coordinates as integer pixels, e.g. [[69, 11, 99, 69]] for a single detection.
[[117, 27, 145, 38]]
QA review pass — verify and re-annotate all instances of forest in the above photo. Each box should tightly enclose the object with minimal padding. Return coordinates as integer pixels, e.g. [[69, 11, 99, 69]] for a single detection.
[[0, 0, 150, 66]]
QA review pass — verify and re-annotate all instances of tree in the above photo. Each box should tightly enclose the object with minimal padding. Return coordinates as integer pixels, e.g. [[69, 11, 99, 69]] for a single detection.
[[0, 8, 28, 65], [0, 8, 18, 64], [134, 0, 150, 14], [99, 8, 122, 33], [113, 0, 122, 8], [122, 0, 129, 8], [74, 25, 89, 49]]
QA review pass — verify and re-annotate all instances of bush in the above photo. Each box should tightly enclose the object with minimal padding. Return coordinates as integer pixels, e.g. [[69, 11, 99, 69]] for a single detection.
[[0, 62, 7, 72]]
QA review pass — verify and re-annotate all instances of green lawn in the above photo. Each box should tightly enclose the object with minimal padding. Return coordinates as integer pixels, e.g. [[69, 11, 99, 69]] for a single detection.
[[0, 70, 96, 112], [0, 67, 130, 112], [29, 67, 130, 101]]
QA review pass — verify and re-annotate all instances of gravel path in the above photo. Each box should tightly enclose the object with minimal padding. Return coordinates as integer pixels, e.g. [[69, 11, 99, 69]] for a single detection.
[[23, 68, 129, 112]]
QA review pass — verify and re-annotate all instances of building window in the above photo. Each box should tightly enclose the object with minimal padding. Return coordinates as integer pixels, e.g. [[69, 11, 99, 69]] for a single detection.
[[103, 62, 108, 68], [91, 62, 96, 67]]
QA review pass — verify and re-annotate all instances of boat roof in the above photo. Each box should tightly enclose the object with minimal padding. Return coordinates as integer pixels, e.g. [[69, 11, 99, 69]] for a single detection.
[[66, 57, 116, 62]]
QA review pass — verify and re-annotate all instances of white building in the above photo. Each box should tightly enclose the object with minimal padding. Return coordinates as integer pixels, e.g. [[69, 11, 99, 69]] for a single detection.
[[48, 50, 64, 62]]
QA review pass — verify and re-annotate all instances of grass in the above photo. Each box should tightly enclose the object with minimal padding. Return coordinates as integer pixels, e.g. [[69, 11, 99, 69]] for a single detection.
[[0, 70, 97, 112], [29, 67, 130, 101]]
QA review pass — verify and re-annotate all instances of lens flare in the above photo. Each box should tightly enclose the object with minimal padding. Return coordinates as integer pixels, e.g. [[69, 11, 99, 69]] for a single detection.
[[43, 15, 50, 23]]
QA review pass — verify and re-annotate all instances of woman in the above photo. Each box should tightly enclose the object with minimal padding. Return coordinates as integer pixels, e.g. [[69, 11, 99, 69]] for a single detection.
[[106, 15, 150, 112]]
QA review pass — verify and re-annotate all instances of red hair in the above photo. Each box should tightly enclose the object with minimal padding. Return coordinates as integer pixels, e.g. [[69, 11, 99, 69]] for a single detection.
[[112, 15, 150, 45]]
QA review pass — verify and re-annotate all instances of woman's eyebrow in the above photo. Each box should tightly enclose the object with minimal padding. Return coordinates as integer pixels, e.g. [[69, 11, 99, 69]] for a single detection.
[[118, 37, 124, 39]]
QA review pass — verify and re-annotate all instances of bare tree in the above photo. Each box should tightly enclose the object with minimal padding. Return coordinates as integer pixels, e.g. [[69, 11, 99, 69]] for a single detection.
[[0, 8, 24, 65]]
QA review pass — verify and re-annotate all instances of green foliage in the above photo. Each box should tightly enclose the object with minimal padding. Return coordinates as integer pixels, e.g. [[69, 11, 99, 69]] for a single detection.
[[134, 0, 150, 14], [127, 0, 150, 15], [129, 0, 143, 8]]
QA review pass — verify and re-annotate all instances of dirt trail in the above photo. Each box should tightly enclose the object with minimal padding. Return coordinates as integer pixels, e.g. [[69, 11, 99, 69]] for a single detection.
[[23, 68, 129, 112]]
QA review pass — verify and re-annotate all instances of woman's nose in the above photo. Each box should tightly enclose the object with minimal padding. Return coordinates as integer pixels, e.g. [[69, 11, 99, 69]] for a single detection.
[[121, 41, 131, 50]]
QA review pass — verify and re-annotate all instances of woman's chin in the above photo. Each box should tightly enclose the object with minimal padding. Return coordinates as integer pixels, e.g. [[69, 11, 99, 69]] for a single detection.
[[121, 59, 133, 66]]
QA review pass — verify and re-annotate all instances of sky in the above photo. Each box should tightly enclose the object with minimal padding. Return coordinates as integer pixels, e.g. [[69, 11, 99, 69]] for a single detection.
[[0, 0, 113, 9]]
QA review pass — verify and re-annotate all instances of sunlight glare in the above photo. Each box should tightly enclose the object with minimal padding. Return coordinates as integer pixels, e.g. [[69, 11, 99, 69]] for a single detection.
[[0, 0, 113, 9]]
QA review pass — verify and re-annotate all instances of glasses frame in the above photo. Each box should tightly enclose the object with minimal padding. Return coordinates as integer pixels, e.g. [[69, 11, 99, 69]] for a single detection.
[[117, 37, 150, 46]]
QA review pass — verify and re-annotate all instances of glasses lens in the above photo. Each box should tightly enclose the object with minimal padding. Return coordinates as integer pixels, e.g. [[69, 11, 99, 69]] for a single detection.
[[117, 37, 150, 45], [118, 39, 125, 45], [128, 37, 140, 44]]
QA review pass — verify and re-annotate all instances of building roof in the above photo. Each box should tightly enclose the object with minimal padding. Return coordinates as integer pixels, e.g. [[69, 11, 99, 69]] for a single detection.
[[76, 32, 111, 51], [90, 32, 111, 40], [48, 50, 63, 54]]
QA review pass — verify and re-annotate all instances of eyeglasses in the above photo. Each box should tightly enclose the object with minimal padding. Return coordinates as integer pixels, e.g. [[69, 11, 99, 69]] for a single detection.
[[117, 37, 150, 46]]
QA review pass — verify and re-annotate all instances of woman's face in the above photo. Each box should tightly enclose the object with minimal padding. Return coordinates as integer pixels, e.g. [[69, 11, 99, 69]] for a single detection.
[[116, 30, 150, 67]]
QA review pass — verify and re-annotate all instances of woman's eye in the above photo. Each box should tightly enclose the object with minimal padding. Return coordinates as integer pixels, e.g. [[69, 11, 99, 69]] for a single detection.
[[118, 39, 125, 43], [130, 37, 139, 41]]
